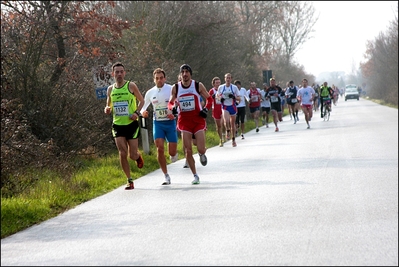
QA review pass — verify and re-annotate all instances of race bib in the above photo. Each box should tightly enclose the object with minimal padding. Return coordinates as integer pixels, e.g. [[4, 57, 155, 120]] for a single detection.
[[291, 98, 298, 103], [113, 101, 129, 116], [315, 93, 319, 97], [251, 95, 258, 102], [179, 95, 195, 112], [270, 96, 278, 103], [155, 106, 169, 120]]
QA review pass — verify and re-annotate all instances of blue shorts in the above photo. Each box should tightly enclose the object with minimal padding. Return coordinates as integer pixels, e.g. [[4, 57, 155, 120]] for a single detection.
[[153, 120, 178, 143], [222, 104, 237, 116]]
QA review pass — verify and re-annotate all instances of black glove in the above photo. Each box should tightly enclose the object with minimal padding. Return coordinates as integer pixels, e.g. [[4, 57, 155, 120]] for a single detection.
[[220, 97, 225, 103], [212, 94, 216, 99], [199, 108, 208, 118], [172, 107, 178, 116], [228, 93, 234, 99]]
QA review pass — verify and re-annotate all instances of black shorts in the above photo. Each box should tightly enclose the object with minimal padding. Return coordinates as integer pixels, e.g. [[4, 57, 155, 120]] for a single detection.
[[112, 120, 140, 139], [236, 106, 246, 124], [249, 106, 260, 113], [287, 99, 298, 106], [261, 107, 271, 114], [271, 103, 282, 112]]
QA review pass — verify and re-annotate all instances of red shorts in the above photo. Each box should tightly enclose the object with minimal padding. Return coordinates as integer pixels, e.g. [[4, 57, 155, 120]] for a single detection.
[[301, 104, 312, 110], [177, 115, 206, 135], [212, 104, 223, 120]]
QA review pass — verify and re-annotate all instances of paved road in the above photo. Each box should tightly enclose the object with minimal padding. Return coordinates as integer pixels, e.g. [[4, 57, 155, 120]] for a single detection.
[[1, 99, 398, 266]]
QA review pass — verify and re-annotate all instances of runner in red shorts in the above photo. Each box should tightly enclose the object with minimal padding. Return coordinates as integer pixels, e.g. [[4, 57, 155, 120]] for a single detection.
[[168, 64, 213, 185], [297, 78, 315, 129], [208, 77, 224, 147]]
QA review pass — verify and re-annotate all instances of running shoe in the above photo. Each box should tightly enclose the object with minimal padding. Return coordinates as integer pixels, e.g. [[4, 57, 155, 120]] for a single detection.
[[307, 124, 310, 129], [256, 128, 259, 133], [125, 179, 134, 190], [321, 114, 324, 118], [241, 134, 245, 140], [226, 132, 230, 140], [294, 117, 297, 124], [192, 174, 200, 185], [296, 116, 299, 121], [275, 127, 279, 132], [266, 123, 269, 128], [199, 153, 207, 166], [162, 174, 171, 185], [136, 154, 144, 169], [219, 140, 223, 147], [183, 160, 188, 168], [232, 141, 237, 147], [169, 153, 178, 163]]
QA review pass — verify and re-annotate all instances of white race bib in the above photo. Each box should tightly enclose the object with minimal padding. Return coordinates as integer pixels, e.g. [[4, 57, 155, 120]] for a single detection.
[[179, 96, 195, 112], [291, 98, 298, 103], [155, 106, 169, 120], [271, 96, 278, 103], [113, 101, 129, 116]]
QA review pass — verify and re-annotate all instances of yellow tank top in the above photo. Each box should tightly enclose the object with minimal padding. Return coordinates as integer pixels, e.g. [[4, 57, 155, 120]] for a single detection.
[[110, 81, 138, 125]]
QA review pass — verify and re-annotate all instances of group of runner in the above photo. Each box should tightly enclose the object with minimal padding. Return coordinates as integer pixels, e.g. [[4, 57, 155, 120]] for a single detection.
[[105, 62, 334, 189], [233, 78, 320, 133]]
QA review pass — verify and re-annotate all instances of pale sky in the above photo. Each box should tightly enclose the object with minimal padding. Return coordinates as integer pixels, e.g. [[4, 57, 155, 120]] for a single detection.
[[294, 1, 397, 77]]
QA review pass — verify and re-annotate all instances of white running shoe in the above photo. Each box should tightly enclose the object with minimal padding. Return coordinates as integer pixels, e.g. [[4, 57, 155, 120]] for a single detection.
[[192, 174, 200, 185], [170, 153, 178, 163], [162, 174, 171, 185], [199, 153, 207, 166]]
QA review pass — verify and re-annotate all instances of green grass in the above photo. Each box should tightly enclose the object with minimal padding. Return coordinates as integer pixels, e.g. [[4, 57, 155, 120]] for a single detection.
[[1, 117, 264, 239]]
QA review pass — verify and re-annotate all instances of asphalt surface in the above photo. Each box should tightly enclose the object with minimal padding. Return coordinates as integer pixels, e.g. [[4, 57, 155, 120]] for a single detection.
[[1, 98, 398, 266]]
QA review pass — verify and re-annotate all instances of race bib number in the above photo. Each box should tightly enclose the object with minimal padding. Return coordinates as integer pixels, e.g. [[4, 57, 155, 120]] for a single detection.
[[251, 95, 258, 102], [291, 98, 298, 103], [155, 106, 169, 120], [315, 93, 319, 97], [113, 101, 129, 116], [179, 96, 195, 112], [270, 96, 278, 103]]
